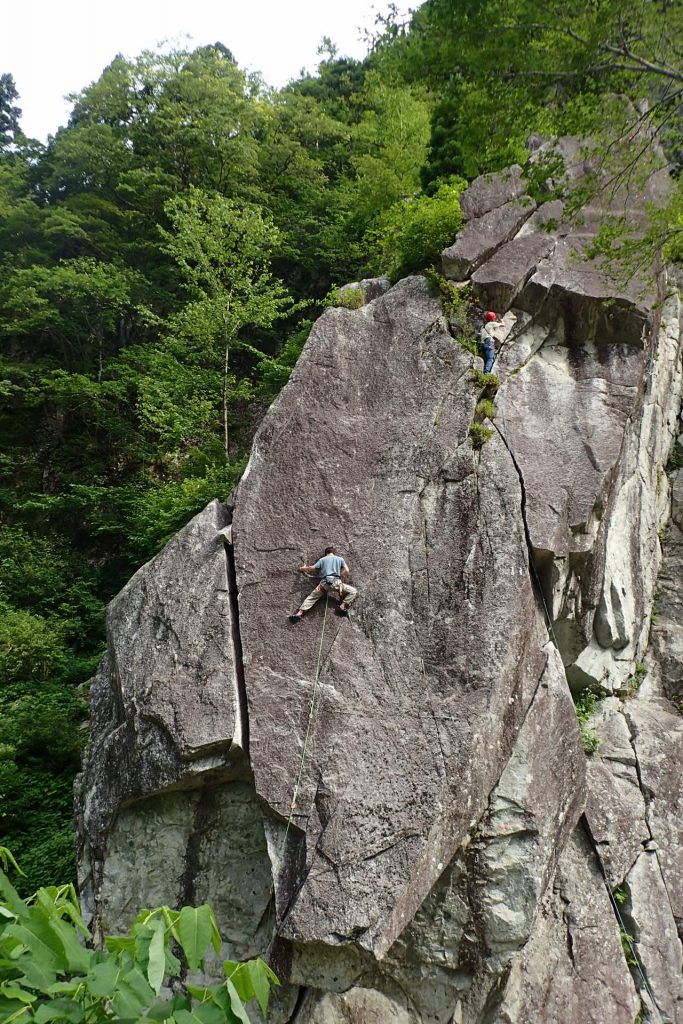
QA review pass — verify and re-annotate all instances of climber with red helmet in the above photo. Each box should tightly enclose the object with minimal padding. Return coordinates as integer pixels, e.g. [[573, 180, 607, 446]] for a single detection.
[[479, 311, 501, 373]]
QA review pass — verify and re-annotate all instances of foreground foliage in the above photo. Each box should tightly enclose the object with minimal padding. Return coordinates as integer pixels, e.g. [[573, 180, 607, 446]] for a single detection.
[[0, 849, 278, 1024]]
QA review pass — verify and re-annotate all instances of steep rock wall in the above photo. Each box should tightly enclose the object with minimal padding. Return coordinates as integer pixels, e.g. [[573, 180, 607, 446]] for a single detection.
[[77, 149, 683, 1023]]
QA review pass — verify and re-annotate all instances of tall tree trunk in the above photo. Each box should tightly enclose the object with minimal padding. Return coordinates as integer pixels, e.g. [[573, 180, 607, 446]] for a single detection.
[[223, 302, 231, 461], [223, 339, 230, 461]]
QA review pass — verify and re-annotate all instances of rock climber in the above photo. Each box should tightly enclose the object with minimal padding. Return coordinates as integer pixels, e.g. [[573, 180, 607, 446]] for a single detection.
[[479, 311, 501, 373], [289, 546, 357, 622]]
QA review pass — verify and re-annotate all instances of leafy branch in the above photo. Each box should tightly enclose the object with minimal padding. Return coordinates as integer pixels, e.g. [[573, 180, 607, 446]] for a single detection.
[[0, 856, 278, 1024]]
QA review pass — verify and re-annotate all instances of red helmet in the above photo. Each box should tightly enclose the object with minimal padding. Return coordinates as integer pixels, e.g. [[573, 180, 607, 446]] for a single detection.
[[485, 311, 497, 322]]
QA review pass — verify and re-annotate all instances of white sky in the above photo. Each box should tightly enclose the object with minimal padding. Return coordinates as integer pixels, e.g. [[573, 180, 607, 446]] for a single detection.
[[2, 0, 412, 142]]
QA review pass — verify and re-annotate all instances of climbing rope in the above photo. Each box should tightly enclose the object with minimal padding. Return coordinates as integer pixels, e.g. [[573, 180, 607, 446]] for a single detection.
[[282, 591, 331, 849], [263, 592, 333, 960]]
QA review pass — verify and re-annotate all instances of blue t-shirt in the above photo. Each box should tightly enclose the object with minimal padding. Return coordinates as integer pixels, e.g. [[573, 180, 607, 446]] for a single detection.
[[315, 554, 347, 583]]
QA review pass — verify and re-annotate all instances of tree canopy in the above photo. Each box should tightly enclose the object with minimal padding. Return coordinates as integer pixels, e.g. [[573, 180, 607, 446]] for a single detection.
[[0, 41, 432, 889]]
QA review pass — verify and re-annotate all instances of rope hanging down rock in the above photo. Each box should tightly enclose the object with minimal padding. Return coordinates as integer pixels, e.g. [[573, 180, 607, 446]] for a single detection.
[[282, 590, 330, 849], [263, 592, 332, 959]]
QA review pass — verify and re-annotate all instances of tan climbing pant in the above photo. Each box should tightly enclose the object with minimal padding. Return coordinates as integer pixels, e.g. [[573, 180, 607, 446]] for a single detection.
[[299, 580, 358, 614]]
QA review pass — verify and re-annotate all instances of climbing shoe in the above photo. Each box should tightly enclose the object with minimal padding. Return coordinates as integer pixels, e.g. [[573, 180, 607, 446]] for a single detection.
[[289, 613, 302, 623], [335, 607, 349, 617]]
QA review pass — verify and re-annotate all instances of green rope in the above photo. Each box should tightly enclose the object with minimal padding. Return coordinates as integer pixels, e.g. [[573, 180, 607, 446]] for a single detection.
[[266, 595, 332, 958], [282, 592, 330, 848]]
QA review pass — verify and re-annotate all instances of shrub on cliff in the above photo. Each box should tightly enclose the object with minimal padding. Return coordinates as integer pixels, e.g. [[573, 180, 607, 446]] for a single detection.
[[369, 178, 467, 281]]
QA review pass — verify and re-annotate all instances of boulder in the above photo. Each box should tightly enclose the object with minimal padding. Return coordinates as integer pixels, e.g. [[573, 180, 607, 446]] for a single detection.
[[442, 198, 536, 281], [76, 500, 241, 920], [336, 277, 392, 304], [231, 276, 549, 957]]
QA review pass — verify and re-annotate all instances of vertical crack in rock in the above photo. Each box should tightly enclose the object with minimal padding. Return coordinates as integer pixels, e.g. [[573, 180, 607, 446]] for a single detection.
[[580, 815, 655, 1022], [492, 418, 552, 632], [221, 522, 250, 755], [285, 985, 310, 1024], [179, 787, 218, 909], [624, 708, 681, 943]]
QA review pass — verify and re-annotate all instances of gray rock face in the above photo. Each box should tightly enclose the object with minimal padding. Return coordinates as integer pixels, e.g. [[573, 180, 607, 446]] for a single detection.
[[626, 850, 683, 1023], [77, 139, 683, 1024], [627, 701, 683, 931], [232, 276, 548, 958], [583, 692, 683, 1018], [651, 469, 683, 706], [442, 198, 536, 281], [447, 138, 683, 695], [470, 233, 555, 313], [492, 827, 641, 1024], [458, 165, 526, 221], [76, 500, 243, 922], [584, 698, 649, 886]]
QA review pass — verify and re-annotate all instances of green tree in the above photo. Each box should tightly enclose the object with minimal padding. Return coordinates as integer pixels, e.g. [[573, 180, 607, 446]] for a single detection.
[[0, 258, 142, 374], [160, 187, 291, 460], [379, 0, 683, 177], [0, 73, 21, 149], [369, 178, 466, 279], [327, 70, 431, 264]]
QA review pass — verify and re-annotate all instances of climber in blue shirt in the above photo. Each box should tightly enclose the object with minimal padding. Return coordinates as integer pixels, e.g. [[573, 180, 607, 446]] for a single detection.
[[289, 546, 358, 621]]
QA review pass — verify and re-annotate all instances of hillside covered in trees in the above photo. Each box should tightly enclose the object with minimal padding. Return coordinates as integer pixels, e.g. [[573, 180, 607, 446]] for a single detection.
[[2, 0, 683, 894]]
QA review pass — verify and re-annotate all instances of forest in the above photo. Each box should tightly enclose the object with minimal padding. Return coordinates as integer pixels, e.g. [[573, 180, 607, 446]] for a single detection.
[[1, 0, 683, 894]]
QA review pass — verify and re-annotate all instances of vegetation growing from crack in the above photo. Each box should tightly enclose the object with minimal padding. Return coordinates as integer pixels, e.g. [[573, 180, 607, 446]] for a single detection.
[[424, 268, 478, 354], [623, 662, 647, 698], [469, 370, 500, 396], [469, 423, 494, 450], [573, 690, 602, 755], [469, 397, 497, 450], [327, 286, 366, 309], [666, 446, 683, 473], [423, 273, 499, 451], [475, 399, 496, 422]]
